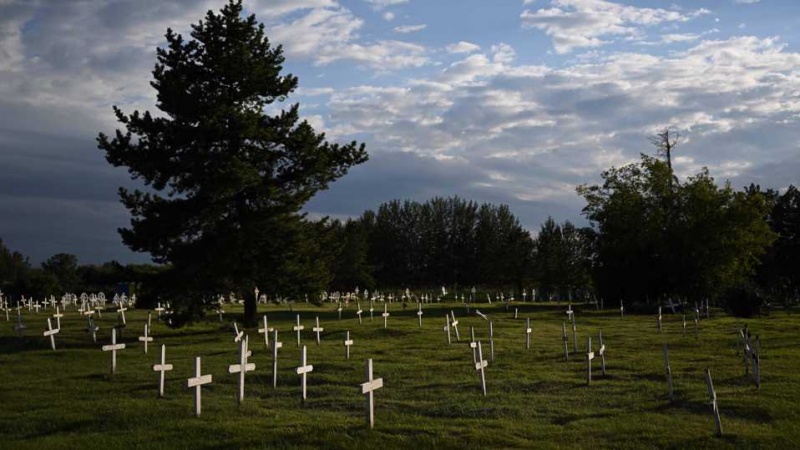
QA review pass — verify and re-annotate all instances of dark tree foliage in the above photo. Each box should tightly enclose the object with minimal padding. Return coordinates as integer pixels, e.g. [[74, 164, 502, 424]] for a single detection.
[[532, 218, 593, 301], [97, 1, 367, 325], [41, 253, 81, 293], [343, 197, 533, 290], [755, 184, 800, 306], [578, 154, 775, 310]]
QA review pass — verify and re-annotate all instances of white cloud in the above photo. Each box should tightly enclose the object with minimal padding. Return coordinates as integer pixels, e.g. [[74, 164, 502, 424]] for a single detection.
[[733, 0, 760, 4], [521, 0, 709, 53], [446, 41, 481, 54], [383, 11, 395, 21], [365, 0, 409, 10], [394, 24, 427, 33]]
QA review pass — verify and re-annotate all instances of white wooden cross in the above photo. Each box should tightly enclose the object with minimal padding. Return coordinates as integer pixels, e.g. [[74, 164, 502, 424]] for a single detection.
[[232, 322, 244, 343], [562, 321, 569, 361], [369, 300, 374, 321], [657, 306, 662, 333], [187, 356, 212, 417], [525, 318, 532, 350], [52, 306, 64, 329], [33, 301, 41, 314], [117, 305, 127, 325], [571, 313, 578, 353], [344, 330, 354, 359], [450, 310, 460, 341], [147, 311, 152, 329], [258, 315, 272, 349], [272, 329, 283, 388], [337, 302, 343, 320], [139, 323, 153, 354], [43, 317, 60, 351], [476, 309, 488, 321], [228, 335, 255, 404], [704, 368, 723, 436], [620, 300, 624, 318], [155, 302, 166, 318], [475, 341, 488, 396], [152, 344, 173, 398], [86, 316, 99, 343], [514, 308, 518, 319], [417, 303, 423, 327], [598, 330, 606, 376], [293, 315, 304, 347], [586, 336, 595, 385], [313, 316, 324, 345], [566, 304, 574, 320], [102, 328, 126, 375], [666, 299, 680, 314], [360, 358, 383, 429], [663, 344, 673, 402], [296, 345, 314, 402], [443, 314, 451, 345], [382, 304, 390, 329], [356, 302, 363, 324], [82, 306, 95, 317], [14, 310, 26, 337], [469, 326, 477, 364]]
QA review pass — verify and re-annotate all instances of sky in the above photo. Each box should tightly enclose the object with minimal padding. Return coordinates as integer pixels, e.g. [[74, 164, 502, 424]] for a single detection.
[[2, 0, 800, 265]]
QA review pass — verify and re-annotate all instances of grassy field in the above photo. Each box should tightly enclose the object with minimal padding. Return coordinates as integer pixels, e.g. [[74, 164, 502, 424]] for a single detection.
[[0, 299, 798, 449]]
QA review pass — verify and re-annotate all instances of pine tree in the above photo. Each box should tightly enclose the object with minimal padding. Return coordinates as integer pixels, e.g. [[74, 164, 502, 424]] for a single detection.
[[97, 1, 368, 325]]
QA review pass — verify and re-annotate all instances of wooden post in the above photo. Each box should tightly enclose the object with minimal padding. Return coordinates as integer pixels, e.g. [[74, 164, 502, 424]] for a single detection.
[[571, 314, 578, 353], [663, 344, 673, 402], [562, 321, 569, 361], [313, 316, 324, 345], [443, 315, 451, 344], [258, 315, 272, 349], [450, 310, 460, 341], [525, 318, 532, 350], [586, 336, 594, 385], [360, 358, 383, 429], [598, 330, 606, 376], [657, 307, 662, 334], [293, 315, 304, 347], [469, 326, 477, 364], [152, 344, 173, 398], [272, 330, 282, 388], [489, 321, 495, 363], [705, 368, 723, 437], [187, 357, 212, 417], [475, 341, 487, 396]]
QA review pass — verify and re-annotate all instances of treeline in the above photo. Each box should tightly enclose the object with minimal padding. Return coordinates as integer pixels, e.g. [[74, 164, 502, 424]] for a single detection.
[[0, 244, 164, 299]]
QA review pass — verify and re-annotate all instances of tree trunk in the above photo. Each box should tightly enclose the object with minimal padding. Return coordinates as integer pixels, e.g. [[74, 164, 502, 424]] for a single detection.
[[244, 294, 257, 328]]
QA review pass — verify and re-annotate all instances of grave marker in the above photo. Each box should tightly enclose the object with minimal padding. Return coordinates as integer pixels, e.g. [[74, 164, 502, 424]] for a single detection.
[[598, 330, 606, 376], [586, 336, 595, 385], [138, 323, 153, 353], [52, 306, 64, 329], [337, 302, 343, 320], [475, 341, 488, 396], [525, 318, 532, 350], [117, 306, 127, 326], [293, 315, 304, 347], [450, 311, 460, 341], [13, 310, 25, 337], [232, 322, 244, 343], [228, 335, 255, 404], [571, 314, 578, 353], [296, 345, 314, 402], [657, 306, 662, 333], [258, 315, 272, 349], [562, 322, 569, 361], [313, 316, 324, 345], [344, 330, 354, 359], [663, 344, 673, 402], [101, 328, 126, 375], [488, 321, 495, 362], [369, 300, 374, 321], [360, 359, 383, 429], [152, 344, 173, 398], [620, 300, 624, 318], [272, 330, 283, 388], [356, 302, 363, 324], [187, 357, 212, 417], [86, 316, 99, 343], [382, 304, 390, 329], [443, 314, 451, 345], [417, 303, 423, 327], [469, 326, 477, 364], [43, 317, 59, 350], [705, 368, 723, 436]]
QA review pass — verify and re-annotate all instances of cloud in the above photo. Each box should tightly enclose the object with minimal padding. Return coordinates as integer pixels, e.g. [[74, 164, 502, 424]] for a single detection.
[[446, 41, 481, 54], [521, 0, 709, 53], [733, 0, 760, 4], [383, 11, 395, 21], [394, 24, 427, 34], [365, 0, 409, 10]]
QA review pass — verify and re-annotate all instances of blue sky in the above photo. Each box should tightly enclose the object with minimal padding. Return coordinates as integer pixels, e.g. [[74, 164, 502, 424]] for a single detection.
[[2, 0, 800, 264]]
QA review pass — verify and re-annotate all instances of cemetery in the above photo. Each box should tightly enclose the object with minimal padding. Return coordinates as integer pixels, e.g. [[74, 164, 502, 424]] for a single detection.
[[0, 293, 799, 448]]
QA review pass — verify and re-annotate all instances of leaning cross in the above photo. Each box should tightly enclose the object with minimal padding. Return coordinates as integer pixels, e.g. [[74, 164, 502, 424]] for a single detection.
[[293, 315, 304, 347], [356, 303, 363, 324], [475, 341, 488, 396], [101, 328, 126, 375], [450, 311, 461, 341], [232, 322, 244, 343], [43, 317, 60, 351], [228, 335, 255, 404], [312, 316, 324, 345], [586, 336, 595, 385], [152, 344, 173, 398], [360, 358, 383, 429], [597, 330, 607, 376], [138, 323, 153, 354], [187, 357, 212, 417], [296, 345, 314, 402], [705, 368, 723, 436]]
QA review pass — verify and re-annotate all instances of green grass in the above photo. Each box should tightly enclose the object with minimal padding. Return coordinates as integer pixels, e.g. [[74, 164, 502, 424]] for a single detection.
[[1, 301, 798, 449]]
